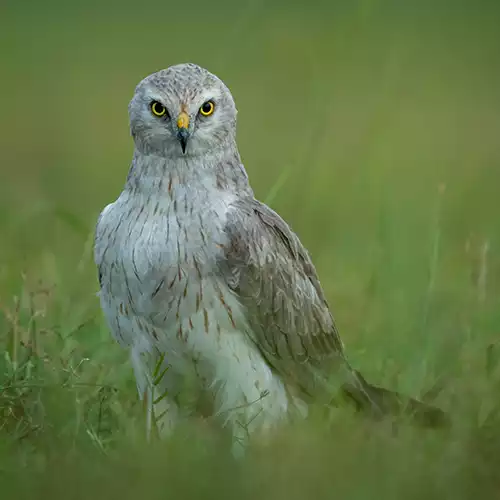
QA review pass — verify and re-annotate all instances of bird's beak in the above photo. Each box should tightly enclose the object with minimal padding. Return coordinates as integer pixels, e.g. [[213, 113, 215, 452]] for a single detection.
[[176, 112, 190, 154]]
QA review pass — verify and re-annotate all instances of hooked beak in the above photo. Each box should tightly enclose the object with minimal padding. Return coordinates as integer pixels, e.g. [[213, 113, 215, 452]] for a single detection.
[[176, 111, 190, 154]]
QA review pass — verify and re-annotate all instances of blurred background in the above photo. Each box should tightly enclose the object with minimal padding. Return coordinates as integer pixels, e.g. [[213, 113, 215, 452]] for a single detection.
[[1, 0, 500, 498]]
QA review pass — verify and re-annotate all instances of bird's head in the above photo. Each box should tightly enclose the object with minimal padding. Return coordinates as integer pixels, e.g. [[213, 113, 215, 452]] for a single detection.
[[128, 63, 238, 158]]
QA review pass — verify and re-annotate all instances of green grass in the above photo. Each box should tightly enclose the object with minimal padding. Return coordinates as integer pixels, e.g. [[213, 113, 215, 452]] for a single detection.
[[2, 1, 500, 498]]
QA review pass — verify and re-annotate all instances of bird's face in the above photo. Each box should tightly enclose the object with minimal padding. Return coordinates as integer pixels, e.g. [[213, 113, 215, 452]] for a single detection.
[[129, 63, 237, 158]]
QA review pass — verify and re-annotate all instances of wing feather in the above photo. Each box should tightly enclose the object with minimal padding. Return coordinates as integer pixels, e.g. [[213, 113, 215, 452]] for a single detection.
[[221, 197, 347, 394]]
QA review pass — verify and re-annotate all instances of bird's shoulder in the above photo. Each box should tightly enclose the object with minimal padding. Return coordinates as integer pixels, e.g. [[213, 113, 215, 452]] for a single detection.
[[93, 202, 117, 263], [223, 197, 325, 300]]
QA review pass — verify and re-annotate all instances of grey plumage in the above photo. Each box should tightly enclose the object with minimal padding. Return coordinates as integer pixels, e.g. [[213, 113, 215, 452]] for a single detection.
[[94, 63, 447, 453]]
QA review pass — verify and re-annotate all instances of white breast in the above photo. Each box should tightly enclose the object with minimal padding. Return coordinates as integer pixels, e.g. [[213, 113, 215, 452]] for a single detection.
[[96, 180, 236, 345]]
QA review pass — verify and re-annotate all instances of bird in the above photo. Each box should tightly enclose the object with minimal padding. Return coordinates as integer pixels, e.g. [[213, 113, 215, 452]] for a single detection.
[[94, 63, 447, 454]]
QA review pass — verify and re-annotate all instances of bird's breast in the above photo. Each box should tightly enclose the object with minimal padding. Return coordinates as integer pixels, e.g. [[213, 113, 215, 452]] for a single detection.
[[97, 188, 237, 332]]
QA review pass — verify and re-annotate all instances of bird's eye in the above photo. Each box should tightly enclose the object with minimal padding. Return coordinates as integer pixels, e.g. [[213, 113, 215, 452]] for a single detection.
[[151, 101, 167, 117], [199, 100, 215, 117]]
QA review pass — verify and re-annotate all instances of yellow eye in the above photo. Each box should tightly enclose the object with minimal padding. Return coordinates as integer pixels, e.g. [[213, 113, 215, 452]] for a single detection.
[[199, 100, 215, 116], [151, 101, 167, 117]]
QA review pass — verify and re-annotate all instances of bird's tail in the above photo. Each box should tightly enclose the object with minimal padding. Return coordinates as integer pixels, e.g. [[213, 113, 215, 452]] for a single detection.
[[341, 370, 449, 428]]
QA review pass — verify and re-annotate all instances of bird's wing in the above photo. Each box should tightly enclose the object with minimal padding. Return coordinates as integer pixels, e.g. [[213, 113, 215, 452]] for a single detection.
[[220, 197, 347, 392]]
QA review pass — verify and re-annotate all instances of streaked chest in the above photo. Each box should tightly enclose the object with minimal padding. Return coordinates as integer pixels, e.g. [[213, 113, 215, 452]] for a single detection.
[[96, 182, 236, 331]]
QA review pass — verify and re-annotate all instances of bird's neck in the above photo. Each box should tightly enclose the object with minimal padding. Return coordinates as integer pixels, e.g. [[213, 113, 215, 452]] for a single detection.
[[124, 147, 253, 199]]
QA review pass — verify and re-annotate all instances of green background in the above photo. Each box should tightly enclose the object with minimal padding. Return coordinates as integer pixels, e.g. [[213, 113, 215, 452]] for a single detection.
[[1, 0, 500, 498]]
